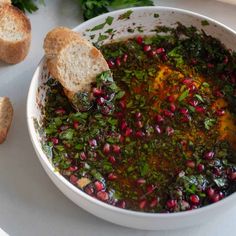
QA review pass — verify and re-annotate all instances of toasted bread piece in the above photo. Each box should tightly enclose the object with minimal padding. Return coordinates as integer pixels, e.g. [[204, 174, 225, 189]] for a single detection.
[[0, 4, 31, 64], [0, 97, 13, 144], [43, 27, 109, 97]]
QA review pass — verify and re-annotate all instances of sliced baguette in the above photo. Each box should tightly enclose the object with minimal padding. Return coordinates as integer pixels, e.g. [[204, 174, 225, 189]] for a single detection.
[[0, 97, 13, 144], [0, 3, 31, 64], [43, 27, 109, 98]]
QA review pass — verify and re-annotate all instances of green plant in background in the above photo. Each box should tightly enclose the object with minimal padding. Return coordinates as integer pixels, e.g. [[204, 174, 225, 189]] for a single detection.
[[12, 0, 154, 19]]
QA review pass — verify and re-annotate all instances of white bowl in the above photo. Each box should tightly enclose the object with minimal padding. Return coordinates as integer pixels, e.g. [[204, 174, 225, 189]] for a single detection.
[[27, 7, 236, 230]]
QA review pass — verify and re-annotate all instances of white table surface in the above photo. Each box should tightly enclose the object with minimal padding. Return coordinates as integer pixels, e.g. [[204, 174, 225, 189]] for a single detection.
[[0, 0, 236, 235]]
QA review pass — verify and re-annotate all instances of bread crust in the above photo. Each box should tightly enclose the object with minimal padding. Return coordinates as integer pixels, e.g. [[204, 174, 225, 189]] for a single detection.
[[0, 97, 13, 144], [0, 4, 31, 64]]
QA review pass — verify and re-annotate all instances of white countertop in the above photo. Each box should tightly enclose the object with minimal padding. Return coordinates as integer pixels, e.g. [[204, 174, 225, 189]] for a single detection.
[[0, 0, 236, 235]]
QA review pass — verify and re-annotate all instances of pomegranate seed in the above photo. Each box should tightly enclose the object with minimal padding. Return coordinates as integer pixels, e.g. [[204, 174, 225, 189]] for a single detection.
[[108, 155, 116, 164], [150, 197, 158, 208], [135, 112, 142, 120], [103, 143, 111, 154], [188, 99, 199, 107], [94, 181, 104, 191], [136, 121, 143, 128], [119, 100, 126, 109], [186, 160, 195, 168], [213, 167, 222, 176], [181, 140, 187, 147], [214, 90, 224, 98], [123, 54, 128, 62], [204, 151, 215, 160], [121, 120, 128, 130], [69, 175, 78, 184], [136, 178, 146, 185], [195, 106, 205, 113], [229, 171, 236, 181], [73, 121, 79, 129], [166, 126, 174, 136], [170, 103, 176, 112], [84, 185, 94, 195], [163, 109, 174, 117], [55, 108, 65, 115], [107, 59, 115, 68], [136, 36, 143, 45], [219, 191, 224, 199], [179, 108, 189, 115], [147, 184, 156, 194], [67, 166, 78, 172], [143, 45, 151, 52], [215, 109, 225, 116], [211, 194, 220, 203], [92, 88, 103, 97], [180, 200, 190, 210], [148, 50, 157, 57], [97, 191, 109, 201], [182, 78, 192, 85], [162, 54, 168, 61], [181, 115, 191, 123], [96, 97, 105, 106], [191, 59, 197, 65], [116, 57, 121, 66], [223, 55, 228, 64], [167, 95, 175, 103], [188, 84, 197, 93], [206, 187, 215, 198], [155, 125, 162, 134], [119, 135, 125, 143], [112, 144, 121, 154], [108, 172, 118, 181], [51, 137, 59, 145], [89, 139, 97, 147], [155, 114, 164, 123], [189, 194, 200, 205], [136, 130, 144, 138], [116, 200, 126, 208], [139, 199, 147, 209], [166, 199, 177, 209], [80, 152, 87, 160], [197, 163, 205, 172], [125, 127, 133, 137], [207, 63, 214, 68], [156, 47, 165, 54]]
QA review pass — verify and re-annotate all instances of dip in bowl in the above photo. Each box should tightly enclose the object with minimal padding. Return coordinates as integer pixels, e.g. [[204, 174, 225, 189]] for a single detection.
[[27, 7, 236, 230]]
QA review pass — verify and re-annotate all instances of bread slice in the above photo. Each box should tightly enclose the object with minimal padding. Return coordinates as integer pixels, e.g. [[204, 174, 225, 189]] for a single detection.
[[43, 27, 109, 98], [0, 97, 13, 144], [0, 4, 31, 64]]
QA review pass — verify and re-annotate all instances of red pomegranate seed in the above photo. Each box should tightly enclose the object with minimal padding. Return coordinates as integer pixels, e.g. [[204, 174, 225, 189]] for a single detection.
[[125, 127, 133, 137], [136, 36, 143, 45], [167, 95, 175, 103], [155, 125, 162, 134], [166, 126, 174, 136], [150, 197, 159, 208], [119, 135, 125, 143], [116, 57, 121, 66], [213, 167, 222, 176], [119, 100, 126, 109], [55, 108, 65, 115], [136, 178, 146, 185], [195, 106, 205, 113], [207, 63, 214, 68], [112, 144, 121, 154], [97, 191, 109, 201], [189, 194, 200, 205], [135, 121, 142, 129], [92, 88, 103, 97], [143, 45, 151, 52], [197, 163, 205, 173], [206, 187, 215, 198], [108, 155, 116, 164], [179, 108, 189, 115], [89, 139, 97, 147], [123, 54, 128, 62], [162, 54, 168, 61], [182, 78, 192, 85], [188, 84, 197, 93], [188, 99, 199, 107], [156, 47, 165, 54], [148, 50, 157, 57], [108, 172, 118, 181], [219, 191, 224, 199], [96, 97, 105, 106], [215, 109, 225, 116], [103, 143, 111, 154], [155, 114, 164, 123], [136, 130, 144, 138], [139, 199, 147, 209], [223, 55, 228, 64], [94, 181, 104, 191], [84, 185, 94, 195], [69, 175, 78, 184], [80, 152, 87, 160], [191, 59, 197, 65], [214, 90, 224, 98], [73, 121, 79, 129], [166, 199, 177, 209], [147, 184, 156, 194], [163, 109, 174, 117], [116, 200, 126, 209], [204, 151, 215, 160], [211, 194, 220, 203], [51, 137, 59, 145], [135, 112, 142, 120], [181, 115, 191, 123], [170, 103, 176, 112], [186, 160, 195, 168], [67, 166, 78, 172], [107, 59, 115, 68], [121, 120, 128, 130], [229, 171, 236, 180]]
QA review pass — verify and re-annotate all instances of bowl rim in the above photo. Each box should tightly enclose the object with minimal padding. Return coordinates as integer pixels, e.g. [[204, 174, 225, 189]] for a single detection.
[[27, 6, 236, 219]]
